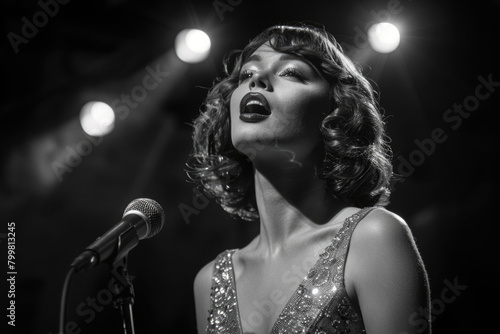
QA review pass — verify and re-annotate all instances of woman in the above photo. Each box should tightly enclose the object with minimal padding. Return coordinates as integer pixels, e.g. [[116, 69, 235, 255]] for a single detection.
[[188, 24, 431, 334]]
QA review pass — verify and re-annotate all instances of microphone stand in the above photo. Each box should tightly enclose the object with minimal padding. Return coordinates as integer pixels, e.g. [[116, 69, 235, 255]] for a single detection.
[[108, 216, 141, 334], [111, 256, 136, 334]]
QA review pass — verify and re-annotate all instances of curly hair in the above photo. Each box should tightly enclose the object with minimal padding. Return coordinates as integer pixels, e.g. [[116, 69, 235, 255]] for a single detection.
[[186, 23, 393, 221]]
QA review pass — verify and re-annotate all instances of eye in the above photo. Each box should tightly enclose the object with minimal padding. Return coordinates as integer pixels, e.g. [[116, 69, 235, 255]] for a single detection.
[[279, 67, 305, 80], [238, 69, 253, 83]]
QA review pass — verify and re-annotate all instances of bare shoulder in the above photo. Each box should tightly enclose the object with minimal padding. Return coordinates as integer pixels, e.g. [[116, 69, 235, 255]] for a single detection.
[[346, 207, 431, 333], [194, 259, 215, 333], [354, 207, 412, 241], [349, 207, 422, 273], [194, 260, 214, 296]]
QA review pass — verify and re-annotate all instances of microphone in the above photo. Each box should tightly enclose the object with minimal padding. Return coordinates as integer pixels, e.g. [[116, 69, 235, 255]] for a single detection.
[[71, 198, 165, 273]]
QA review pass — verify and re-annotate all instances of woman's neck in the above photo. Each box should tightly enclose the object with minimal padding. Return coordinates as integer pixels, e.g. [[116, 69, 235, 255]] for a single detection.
[[252, 154, 345, 256]]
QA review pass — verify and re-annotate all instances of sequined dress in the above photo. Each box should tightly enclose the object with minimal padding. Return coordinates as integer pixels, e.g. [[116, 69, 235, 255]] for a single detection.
[[206, 207, 375, 334]]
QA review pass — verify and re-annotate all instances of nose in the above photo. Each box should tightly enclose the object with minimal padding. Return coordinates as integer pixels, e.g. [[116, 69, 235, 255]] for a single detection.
[[249, 72, 272, 91]]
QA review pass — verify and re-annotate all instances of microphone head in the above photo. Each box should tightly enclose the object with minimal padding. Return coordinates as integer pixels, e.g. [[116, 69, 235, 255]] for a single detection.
[[123, 198, 165, 238]]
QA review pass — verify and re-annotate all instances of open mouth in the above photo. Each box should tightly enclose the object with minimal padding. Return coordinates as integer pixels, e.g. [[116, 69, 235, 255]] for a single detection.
[[239, 92, 271, 122]]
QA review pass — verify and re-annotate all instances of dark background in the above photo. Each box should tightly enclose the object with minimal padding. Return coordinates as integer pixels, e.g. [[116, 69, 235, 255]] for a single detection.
[[1, 0, 499, 333]]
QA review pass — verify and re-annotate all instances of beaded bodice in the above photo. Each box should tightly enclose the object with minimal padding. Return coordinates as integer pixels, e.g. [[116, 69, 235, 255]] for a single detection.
[[206, 207, 374, 334]]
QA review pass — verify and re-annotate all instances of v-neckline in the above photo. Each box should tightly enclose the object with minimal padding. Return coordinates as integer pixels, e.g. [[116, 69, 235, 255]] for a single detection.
[[227, 207, 371, 334]]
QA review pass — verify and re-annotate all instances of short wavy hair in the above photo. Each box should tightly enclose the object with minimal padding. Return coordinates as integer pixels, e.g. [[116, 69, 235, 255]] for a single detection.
[[186, 23, 393, 221]]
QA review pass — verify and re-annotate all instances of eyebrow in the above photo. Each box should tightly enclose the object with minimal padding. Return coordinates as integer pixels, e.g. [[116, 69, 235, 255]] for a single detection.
[[242, 52, 323, 79], [244, 53, 305, 65]]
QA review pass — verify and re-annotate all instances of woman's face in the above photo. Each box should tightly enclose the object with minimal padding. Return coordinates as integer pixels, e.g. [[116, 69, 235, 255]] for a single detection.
[[230, 43, 332, 162]]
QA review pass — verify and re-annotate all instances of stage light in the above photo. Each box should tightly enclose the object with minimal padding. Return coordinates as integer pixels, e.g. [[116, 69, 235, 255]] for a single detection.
[[368, 22, 400, 53], [175, 29, 211, 63], [80, 101, 115, 137]]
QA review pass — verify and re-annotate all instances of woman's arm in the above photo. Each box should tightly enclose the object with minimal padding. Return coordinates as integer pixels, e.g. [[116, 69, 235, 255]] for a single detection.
[[345, 208, 431, 334], [193, 261, 214, 334]]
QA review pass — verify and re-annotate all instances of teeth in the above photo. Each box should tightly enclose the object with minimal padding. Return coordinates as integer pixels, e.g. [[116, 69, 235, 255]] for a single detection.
[[246, 100, 264, 107]]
